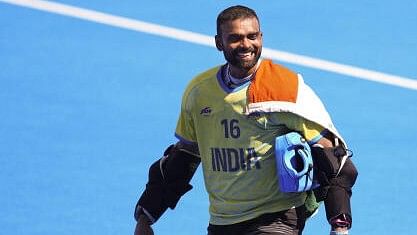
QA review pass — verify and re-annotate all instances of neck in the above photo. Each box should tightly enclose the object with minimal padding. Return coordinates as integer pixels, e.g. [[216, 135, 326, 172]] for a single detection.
[[224, 64, 254, 88]]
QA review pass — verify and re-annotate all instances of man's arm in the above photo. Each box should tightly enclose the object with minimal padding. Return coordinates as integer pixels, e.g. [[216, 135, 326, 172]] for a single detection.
[[134, 214, 154, 235], [133, 142, 200, 234], [312, 133, 358, 233]]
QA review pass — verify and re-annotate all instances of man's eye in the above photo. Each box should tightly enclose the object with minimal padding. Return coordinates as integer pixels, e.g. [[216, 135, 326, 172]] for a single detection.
[[228, 36, 240, 42], [248, 34, 258, 40]]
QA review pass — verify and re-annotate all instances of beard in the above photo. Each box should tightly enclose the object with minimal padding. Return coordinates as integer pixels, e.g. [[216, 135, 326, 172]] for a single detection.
[[223, 46, 262, 71]]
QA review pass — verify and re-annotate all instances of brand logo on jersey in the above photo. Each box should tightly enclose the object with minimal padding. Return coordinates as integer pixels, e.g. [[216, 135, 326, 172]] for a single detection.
[[200, 107, 212, 116]]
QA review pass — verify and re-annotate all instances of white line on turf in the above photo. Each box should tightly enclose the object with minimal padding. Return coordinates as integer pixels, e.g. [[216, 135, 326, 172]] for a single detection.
[[1, 0, 416, 91]]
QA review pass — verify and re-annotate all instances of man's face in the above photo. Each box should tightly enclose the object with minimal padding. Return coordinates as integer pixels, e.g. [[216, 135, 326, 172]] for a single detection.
[[216, 17, 263, 77]]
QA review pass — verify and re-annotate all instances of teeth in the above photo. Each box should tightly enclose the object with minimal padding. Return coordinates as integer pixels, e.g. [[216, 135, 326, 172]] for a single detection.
[[238, 52, 252, 57]]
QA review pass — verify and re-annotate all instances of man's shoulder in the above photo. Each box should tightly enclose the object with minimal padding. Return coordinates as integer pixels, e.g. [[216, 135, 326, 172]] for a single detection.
[[182, 65, 222, 96]]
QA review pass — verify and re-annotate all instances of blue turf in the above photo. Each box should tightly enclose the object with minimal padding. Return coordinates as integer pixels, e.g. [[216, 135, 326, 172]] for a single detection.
[[1, 1, 417, 234]]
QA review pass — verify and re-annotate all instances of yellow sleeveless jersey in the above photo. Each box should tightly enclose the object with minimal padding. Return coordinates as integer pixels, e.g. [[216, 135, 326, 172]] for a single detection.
[[175, 60, 325, 225]]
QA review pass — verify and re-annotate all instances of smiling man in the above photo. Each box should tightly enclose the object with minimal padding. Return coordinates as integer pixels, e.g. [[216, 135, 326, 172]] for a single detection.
[[134, 5, 357, 235], [215, 11, 262, 78]]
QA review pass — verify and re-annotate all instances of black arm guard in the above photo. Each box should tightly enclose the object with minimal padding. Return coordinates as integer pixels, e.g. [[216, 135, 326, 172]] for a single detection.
[[134, 144, 201, 223], [311, 145, 358, 227]]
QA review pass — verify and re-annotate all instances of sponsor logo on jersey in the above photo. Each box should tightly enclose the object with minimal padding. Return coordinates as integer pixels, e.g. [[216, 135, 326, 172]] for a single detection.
[[200, 106, 212, 116]]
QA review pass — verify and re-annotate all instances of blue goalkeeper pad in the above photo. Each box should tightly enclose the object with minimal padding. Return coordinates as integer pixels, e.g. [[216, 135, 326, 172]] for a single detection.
[[275, 132, 319, 192]]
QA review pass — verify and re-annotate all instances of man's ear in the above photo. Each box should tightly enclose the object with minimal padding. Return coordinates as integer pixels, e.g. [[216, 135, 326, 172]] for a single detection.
[[215, 35, 223, 51]]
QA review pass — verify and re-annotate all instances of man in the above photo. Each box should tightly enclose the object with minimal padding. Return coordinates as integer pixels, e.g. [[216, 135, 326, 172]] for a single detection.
[[134, 5, 357, 235]]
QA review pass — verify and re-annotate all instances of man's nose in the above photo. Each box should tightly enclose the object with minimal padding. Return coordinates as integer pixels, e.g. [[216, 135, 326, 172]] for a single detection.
[[240, 37, 251, 49]]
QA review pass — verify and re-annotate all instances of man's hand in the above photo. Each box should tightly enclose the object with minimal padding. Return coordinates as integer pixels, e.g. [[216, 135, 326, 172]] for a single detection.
[[134, 215, 154, 235], [330, 226, 349, 235]]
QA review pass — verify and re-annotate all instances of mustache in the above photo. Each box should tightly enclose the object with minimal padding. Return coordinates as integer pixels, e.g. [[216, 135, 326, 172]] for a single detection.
[[233, 47, 255, 54]]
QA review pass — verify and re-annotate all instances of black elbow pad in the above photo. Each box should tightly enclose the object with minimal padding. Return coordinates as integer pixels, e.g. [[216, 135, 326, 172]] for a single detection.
[[311, 145, 358, 227], [161, 145, 201, 208], [135, 159, 167, 222], [134, 144, 201, 222]]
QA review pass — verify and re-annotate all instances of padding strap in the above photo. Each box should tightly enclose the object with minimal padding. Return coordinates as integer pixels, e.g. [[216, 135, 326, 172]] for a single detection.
[[311, 145, 352, 179]]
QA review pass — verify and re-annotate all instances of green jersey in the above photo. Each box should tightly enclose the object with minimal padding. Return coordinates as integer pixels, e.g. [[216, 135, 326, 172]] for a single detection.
[[175, 63, 325, 225]]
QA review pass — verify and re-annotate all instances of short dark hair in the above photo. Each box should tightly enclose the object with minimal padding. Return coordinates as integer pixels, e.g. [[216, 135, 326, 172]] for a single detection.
[[216, 5, 260, 36]]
